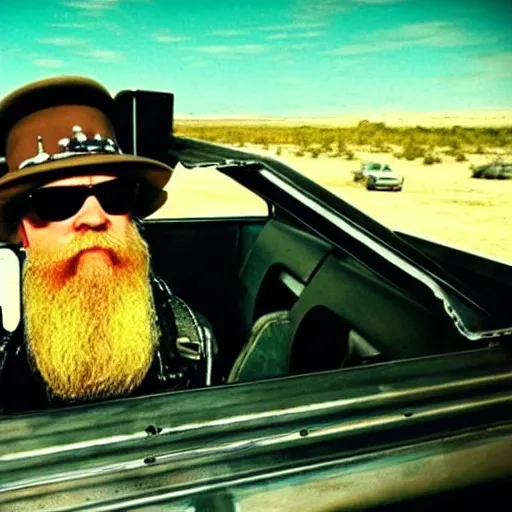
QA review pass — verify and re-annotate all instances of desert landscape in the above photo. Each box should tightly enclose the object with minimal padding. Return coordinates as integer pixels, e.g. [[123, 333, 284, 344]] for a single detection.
[[151, 118, 512, 263]]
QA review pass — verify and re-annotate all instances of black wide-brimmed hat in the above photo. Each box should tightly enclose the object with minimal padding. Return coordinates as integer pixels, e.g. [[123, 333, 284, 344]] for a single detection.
[[0, 76, 173, 241]]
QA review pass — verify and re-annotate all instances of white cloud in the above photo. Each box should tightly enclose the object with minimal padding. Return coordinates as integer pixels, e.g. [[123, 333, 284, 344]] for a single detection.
[[327, 40, 402, 56], [291, 0, 409, 21], [287, 42, 321, 50], [267, 53, 295, 63], [62, 0, 119, 11], [47, 23, 91, 29], [34, 59, 64, 68], [371, 21, 470, 46], [196, 45, 266, 57], [350, 0, 408, 3], [327, 21, 492, 56], [61, 0, 152, 16], [154, 35, 189, 43], [211, 29, 249, 37], [79, 49, 122, 61], [259, 22, 327, 31], [472, 52, 512, 79], [292, 0, 350, 20], [266, 31, 322, 40], [62, 0, 152, 8], [38, 37, 87, 46]]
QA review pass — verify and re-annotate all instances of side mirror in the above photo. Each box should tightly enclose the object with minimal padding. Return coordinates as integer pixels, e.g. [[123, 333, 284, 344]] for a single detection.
[[0, 245, 21, 333]]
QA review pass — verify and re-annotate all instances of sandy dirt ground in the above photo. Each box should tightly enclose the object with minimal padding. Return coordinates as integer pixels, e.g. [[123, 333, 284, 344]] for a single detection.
[[151, 146, 512, 263]]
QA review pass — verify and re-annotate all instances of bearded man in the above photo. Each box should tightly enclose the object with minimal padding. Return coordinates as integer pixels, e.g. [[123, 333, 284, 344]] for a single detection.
[[0, 77, 215, 413]]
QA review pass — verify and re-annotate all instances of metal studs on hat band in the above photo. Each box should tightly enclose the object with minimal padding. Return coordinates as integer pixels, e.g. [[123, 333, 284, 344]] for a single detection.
[[18, 125, 120, 170], [18, 136, 52, 168]]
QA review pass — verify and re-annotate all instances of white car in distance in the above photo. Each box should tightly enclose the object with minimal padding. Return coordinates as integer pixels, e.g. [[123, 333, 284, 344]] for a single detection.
[[353, 162, 405, 191]]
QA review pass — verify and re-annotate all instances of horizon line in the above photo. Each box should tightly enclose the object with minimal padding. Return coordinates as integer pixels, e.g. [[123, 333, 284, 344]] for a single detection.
[[174, 110, 512, 128]]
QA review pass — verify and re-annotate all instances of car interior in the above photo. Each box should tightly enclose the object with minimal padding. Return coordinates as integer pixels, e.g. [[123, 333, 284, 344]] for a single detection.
[[142, 201, 512, 388]]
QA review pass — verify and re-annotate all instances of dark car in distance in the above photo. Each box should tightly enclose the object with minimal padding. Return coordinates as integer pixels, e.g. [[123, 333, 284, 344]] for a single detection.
[[471, 160, 512, 179]]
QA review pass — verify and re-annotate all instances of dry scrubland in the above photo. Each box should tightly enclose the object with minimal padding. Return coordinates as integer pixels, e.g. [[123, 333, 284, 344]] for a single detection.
[[167, 120, 512, 263]]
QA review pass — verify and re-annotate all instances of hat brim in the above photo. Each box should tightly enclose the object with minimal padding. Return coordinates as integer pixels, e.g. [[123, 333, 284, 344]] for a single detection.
[[0, 153, 173, 241]]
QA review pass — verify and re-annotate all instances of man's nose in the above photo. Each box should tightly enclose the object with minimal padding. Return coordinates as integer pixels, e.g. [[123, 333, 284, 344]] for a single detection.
[[72, 195, 109, 231]]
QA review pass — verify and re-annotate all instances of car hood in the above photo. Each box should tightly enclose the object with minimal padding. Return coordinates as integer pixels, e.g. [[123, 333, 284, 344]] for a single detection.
[[367, 170, 402, 179]]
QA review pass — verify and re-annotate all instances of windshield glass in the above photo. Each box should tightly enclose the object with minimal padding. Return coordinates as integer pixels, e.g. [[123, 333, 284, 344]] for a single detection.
[[4, 0, 511, 262]]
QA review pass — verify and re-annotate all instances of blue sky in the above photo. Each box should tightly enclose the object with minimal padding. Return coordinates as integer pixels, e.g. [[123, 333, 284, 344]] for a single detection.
[[1, 0, 511, 117]]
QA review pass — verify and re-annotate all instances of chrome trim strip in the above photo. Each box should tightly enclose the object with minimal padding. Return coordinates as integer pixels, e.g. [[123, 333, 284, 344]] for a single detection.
[[3, 371, 512, 463], [3, 393, 512, 496], [280, 271, 305, 297], [204, 327, 213, 387]]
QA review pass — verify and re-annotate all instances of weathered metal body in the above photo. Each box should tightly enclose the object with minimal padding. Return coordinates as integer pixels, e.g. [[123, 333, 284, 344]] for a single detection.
[[1, 348, 512, 510]]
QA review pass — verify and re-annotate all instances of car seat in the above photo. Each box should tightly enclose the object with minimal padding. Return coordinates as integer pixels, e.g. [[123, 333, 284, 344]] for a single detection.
[[227, 310, 292, 383]]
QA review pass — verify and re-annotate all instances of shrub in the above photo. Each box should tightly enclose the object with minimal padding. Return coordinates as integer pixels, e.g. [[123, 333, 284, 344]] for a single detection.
[[173, 123, 512, 161], [402, 143, 425, 161], [353, 171, 364, 182], [276, 146, 282, 156], [455, 153, 467, 162], [331, 139, 354, 160], [423, 153, 443, 165], [319, 137, 333, 154], [423, 154, 435, 165], [309, 146, 321, 158], [333, 139, 347, 157]]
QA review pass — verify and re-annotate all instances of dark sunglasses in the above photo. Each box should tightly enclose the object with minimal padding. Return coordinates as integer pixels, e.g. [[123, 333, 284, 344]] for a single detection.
[[25, 178, 139, 222]]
